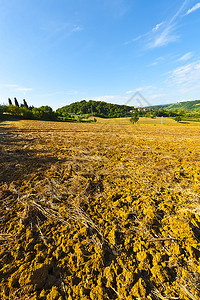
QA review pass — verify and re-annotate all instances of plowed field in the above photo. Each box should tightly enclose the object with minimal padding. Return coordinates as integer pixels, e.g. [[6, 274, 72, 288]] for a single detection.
[[0, 120, 200, 299]]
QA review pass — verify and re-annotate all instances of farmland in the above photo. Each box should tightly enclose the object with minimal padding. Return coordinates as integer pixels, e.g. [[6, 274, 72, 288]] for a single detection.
[[0, 119, 200, 299]]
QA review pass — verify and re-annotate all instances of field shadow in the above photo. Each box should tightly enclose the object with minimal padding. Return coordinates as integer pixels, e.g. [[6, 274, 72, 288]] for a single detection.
[[0, 126, 65, 184], [179, 121, 190, 124]]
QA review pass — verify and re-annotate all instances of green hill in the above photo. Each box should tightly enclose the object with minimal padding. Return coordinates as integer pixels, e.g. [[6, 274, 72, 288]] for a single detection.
[[150, 100, 200, 111], [56, 100, 134, 118]]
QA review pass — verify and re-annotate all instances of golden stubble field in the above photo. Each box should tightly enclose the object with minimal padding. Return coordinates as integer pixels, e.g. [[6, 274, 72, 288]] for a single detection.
[[0, 119, 200, 300]]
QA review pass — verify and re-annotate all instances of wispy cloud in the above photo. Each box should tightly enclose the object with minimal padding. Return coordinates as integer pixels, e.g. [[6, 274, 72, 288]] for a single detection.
[[16, 87, 33, 93], [149, 56, 165, 66], [152, 22, 164, 32], [41, 21, 83, 40], [0, 84, 32, 93], [124, 33, 148, 45], [149, 93, 167, 99], [125, 86, 170, 106], [169, 60, 200, 87], [94, 87, 166, 107], [126, 86, 155, 94], [92, 95, 121, 103], [167, 60, 200, 97], [148, 0, 188, 48], [126, 88, 142, 94], [177, 52, 193, 61], [186, 2, 200, 15], [126, 1, 189, 49], [125, 23, 164, 46], [148, 24, 179, 48], [92, 93, 143, 105], [72, 25, 83, 32]]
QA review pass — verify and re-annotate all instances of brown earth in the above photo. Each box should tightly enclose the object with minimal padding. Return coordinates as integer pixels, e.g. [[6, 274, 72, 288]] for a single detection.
[[0, 120, 200, 299]]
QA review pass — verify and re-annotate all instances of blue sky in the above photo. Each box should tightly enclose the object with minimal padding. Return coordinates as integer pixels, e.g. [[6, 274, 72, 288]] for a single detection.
[[0, 0, 200, 109]]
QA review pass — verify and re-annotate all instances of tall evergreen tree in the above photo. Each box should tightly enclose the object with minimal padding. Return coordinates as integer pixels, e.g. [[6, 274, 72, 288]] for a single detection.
[[14, 97, 19, 107], [8, 98, 12, 105], [23, 99, 29, 109]]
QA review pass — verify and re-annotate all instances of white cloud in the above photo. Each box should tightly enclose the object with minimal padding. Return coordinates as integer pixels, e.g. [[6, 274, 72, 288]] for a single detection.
[[124, 32, 148, 45], [92, 93, 149, 106], [92, 95, 122, 103], [91, 86, 167, 107], [72, 25, 83, 32], [126, 86, 155, 94], [169, 60, 200, 87], [148, 0, 188, 49], [148, 24, 179, 48], [41, 21, 83, 40], [149, 94, 167, 99], [0, 84, 32, 93], [152, 22, 164, 32], [125, 23, 165, 46], [126, 88, 143, 94], [186, 2, 200, 15], [177, 52, 193, 61], [126, 0, 188, 49], [126, 90, 135, 94], [16, 87, 33, 92], [149, 56, 165, 66], [150, 62, 159, 66]]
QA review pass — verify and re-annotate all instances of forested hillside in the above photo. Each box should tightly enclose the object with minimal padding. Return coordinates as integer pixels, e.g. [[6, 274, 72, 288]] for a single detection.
[[150, 99, 200, 111], [56, 100, 134, 118]]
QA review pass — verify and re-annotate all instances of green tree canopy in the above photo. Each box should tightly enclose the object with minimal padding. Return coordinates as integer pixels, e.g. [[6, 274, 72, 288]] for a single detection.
[[57, 100, 134, 118], [130, 114, 139, 124], [175, 116, 182, 122], [32, 106, 56, 120]]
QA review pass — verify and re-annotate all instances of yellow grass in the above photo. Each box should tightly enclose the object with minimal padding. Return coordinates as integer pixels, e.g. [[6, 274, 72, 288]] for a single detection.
[[93, 116, 199, 126]]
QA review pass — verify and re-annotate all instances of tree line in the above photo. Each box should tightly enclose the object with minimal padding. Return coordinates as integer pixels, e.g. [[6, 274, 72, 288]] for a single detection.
[[0, 98, 56, 121], [0, 98, 200, 123], [0, 98, 97, 122]]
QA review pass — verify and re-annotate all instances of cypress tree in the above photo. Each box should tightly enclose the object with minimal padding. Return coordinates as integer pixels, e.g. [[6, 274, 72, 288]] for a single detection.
[[23, 99, 29, 109], [14, 97, 19, 107], [8, 98, 12, 105]]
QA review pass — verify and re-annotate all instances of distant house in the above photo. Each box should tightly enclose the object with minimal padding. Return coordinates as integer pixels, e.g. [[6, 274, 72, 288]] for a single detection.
[[130, 108, 149, 113], [137, 107, 149, 112]]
